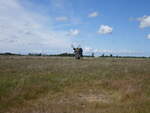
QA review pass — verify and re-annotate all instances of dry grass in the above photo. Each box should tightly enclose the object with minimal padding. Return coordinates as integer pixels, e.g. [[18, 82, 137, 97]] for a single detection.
[[0, 56, 150, 113]]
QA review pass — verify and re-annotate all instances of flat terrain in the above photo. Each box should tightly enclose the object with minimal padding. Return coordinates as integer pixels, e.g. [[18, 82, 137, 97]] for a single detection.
[[0, 56, 150, 113]]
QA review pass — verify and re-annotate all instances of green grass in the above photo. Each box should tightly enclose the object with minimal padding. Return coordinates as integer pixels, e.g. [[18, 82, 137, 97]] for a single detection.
[[0, 56, 150, 113]]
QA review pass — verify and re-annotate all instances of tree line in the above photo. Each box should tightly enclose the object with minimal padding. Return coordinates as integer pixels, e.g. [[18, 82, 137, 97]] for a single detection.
[[0, 52, 149, 58]]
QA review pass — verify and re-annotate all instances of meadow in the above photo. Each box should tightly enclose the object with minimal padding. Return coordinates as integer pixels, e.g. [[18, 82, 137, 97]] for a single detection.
[[0, 56, 150, 113]]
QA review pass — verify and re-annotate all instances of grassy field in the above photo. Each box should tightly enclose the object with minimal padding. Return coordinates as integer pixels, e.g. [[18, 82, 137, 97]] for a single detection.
[[0, 56, 150, 113]]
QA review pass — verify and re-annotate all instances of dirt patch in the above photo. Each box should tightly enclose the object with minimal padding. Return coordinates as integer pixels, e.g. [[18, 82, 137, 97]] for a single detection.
[[77, 92, 119, 103], [80, 94, 110, 103]]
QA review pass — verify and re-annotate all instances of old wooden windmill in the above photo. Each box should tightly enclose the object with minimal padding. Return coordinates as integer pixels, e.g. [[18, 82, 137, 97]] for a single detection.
[[71, 44, 83, 59]]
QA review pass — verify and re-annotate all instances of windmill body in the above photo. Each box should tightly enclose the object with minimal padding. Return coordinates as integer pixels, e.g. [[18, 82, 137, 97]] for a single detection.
[[71, 45, 83, 59]]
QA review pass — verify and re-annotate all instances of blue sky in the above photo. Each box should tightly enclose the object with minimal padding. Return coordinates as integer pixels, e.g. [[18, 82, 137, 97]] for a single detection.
[[0, 0, 150, 56]]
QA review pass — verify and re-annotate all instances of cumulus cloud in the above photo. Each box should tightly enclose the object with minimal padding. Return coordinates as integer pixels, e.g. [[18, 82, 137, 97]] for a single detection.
[[138, 15, 150, 28], [98, 25, 113, 34], [84, 47, 93, 52], [147, 34, 150, 39], [55, 16, 68, 22], [68, 29, 80, 36], [83, 47, 142, 55], [88, 12, 99, 18], [0, 0, 71, 53]]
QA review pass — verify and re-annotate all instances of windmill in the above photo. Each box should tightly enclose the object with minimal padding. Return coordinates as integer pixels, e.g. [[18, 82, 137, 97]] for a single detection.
[[71, 44, 83, 59]]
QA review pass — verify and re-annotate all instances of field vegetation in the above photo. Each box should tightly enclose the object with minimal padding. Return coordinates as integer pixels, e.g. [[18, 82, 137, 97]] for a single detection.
[[0, 56, 150, 113]]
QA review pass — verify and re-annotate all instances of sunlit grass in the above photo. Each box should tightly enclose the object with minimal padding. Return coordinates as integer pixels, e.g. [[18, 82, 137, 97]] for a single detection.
[[0, 56, 150, 113]]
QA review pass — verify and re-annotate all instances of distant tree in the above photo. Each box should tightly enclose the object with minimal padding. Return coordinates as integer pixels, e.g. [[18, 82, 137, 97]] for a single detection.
[[92, 52, 94, 57], [28, 53, 42, 56], [110, 54, 113, 57], [58, 53, 74, 57], [116, 56, 119, 58], [0, 52, 21, 56], [101, 53, 105, 57], [4, 52, 13, 55]]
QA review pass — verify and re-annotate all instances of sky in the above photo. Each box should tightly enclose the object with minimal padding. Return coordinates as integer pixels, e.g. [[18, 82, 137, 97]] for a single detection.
[[0, 0, 150, 56]]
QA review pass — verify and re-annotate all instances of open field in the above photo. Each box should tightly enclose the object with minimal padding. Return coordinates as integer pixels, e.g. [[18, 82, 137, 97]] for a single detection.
[[0, 56, 150, 113]]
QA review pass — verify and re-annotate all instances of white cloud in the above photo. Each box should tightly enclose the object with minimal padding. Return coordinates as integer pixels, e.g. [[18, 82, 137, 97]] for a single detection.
[[55, 16, 68, 22], [68, 29, 80, 36], [84, 47, 93, 52], [83, 47, 142, 55], [98, 25, 113, 34], [0, 0, 71, 53], [138, 16, 150, 28], [147, 34, 150, 39], [88, 12, 99, 18]]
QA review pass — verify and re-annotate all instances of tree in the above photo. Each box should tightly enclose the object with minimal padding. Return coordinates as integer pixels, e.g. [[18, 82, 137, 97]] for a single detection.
[[101, 53, 105, 57], [92, 53, 94, 57], [110, 54, 113, 57]]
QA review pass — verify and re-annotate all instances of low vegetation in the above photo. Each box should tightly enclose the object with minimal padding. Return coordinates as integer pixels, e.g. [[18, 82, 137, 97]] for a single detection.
[[0, 56, 150, 113]]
